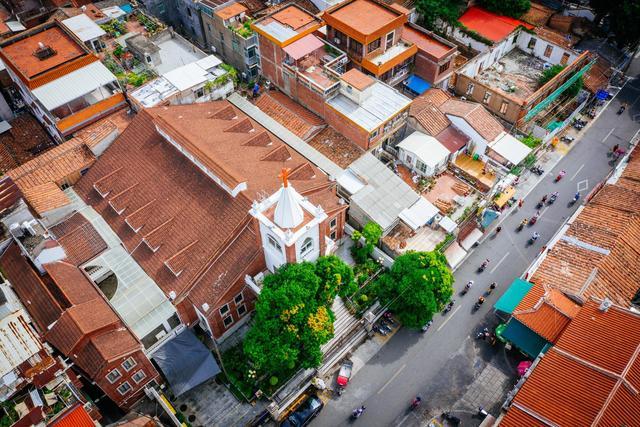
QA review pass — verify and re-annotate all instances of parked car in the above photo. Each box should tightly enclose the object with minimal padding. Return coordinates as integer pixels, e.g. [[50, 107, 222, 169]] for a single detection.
[[281, 395, 324, 427]]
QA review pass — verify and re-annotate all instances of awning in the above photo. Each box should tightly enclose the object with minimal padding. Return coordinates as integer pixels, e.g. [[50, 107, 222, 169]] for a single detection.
[[490, 133, 532, 165], [439, 215, 457, 233], [501, 318, 548, 358], [399, 197, 439, 231], [404, 74, 431, 95], [152, 329, 220, 396], [494, 186, 516, 208], [283, 34, 324, 60], [494, 278, 533, 314]]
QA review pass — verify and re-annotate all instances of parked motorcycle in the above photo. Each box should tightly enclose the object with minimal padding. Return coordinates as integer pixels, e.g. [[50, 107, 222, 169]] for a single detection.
[[530, 165, 544, 175], [442, 300, 455, 314], [421, 320, 433, 333], [560, 136, 575, 143], [442, 412, 461, 426]]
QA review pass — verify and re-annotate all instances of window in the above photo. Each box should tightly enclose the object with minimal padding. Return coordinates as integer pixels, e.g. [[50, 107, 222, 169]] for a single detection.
[[60, 182, 70, 190], [187, 7, 192, 17], [232, 38, 240, 52], [330, 217, 337, 229], [300, 237, 313, 256], [234, 292, 244, 305], [220, 31, 224, 41], [385, 31, 394, 48], [132, 370, 146, 384], [219, 304, 229, 316], [195, 87, 205, 98], [544, 44, 553, 58], [106, 369, 122, 383], [267, 235, 281, 252], [416, 160, 427, 174], [482, 91, 492, 104], [466, 83, 474, 95], [438, 61, 450, 74], [237, 304, 247, 316], [367, 38, 380, 53], [223, 315, 234, 327], [246, 46, 256, 58], [499, 101, 509, 114], [527, 37, 537, 50], [560, 52, 570, 65], [349, 38, 363, 56], [145, 55, 152, 64], [405, 154, 413, 164], [122, 357, 136, 372], [512, 36, 517, 45], [369, 129, 379, 141], [330, 230, 337, 240], [117, 382, 132, 395]]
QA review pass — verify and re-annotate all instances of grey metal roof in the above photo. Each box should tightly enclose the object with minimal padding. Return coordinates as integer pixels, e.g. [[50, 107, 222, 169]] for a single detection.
[[345, 153, 419, 231], [327, 82, 411, 132], [255, 21, 298, 43], [228, 92, 344, 178]]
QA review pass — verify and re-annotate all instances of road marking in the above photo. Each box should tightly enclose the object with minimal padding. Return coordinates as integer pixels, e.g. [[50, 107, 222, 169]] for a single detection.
[[539, 206, 550, 218], [577, 179, 589, 192], [604, 127, 616, 142], [397, 411, 418, 426], [489, 251, 510, 273], [437, 305, 461, 331], [570, 164, 584, 181], [377, 363, 406, 395]]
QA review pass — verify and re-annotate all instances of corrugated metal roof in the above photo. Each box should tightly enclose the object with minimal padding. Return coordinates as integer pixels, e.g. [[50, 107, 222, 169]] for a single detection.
[[62, 14, 106, 42], [346, 153, 419, 231], [0, 309, 42, 378], [32, 62, 118, 110], [327, 82, 411, 131], [397, 131, 449, 168]]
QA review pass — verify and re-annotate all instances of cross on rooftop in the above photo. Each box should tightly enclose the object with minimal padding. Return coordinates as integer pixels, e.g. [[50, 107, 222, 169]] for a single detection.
[[279, 167, 291, 187]]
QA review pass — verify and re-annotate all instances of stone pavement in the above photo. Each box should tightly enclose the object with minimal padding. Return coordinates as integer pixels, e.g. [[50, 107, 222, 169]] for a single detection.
[[457, 365, 511, 412]]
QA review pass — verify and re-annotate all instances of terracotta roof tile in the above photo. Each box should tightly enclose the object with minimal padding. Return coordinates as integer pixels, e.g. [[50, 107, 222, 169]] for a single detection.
[[534, 26, 579, 49], [21, 182, 70, 215], [520, 2, 554, 27], [589, 183, 640, 214], [75, 102, 338, 307], [411, 102, 450, 136], [74, 329, 139, 377], [458, 6, 532, 43], [401, 24, 452, 60], [499, 406, 546, 427], [0, 244, 63, 331], [440, 98, 504, 141], [49, 214, 107, 265], [341, 69, 375, 91], [512, 283, 580, 342], [254, 91, 324, 140], [49, 404, 94, 427], [324, 0, 402, 37], [44, 261, 101, 305], [307, 127, 364, 169], [505, 301, 640, 426], [215, 2, 248, 20]]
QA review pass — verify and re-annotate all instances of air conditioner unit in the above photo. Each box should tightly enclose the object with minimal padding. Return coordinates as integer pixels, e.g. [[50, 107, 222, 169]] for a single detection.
[[210, 45, 217, 53], [334, 38, 341, 45], [21, 220, 38, 237]]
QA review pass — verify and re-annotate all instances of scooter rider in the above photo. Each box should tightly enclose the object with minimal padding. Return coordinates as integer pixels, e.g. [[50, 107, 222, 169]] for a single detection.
[[465, 280, 474, 290], [352, 406, 366, 418], [411, 396, 422, 409], [531, 232, 540, 241]]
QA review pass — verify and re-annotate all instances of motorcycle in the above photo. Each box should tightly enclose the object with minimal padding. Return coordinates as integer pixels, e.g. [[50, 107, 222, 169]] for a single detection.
[[617, 105, 626, 115], [561, 136, 575, 143], [442, 300, 455, 314], [477, 261, 489, 273], [529, 216, 538, 226], [528, 234, 540, 246], [517, 221, 527, 232], [549, 193, 558, 205], [570, 192, 581, 206], [351, 406, 366, 420], [555, 172, 566, 182], [410, 397, 422, 411], [461, 281, 473, 296], [530, 165, 544, 175], [421, 320, 433, 333]]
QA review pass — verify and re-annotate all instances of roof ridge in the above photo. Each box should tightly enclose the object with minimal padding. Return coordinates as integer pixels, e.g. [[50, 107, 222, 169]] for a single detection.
[[511, 401, 559, 427], [591, 343, 640, 426], [552, 346, 632, 387]]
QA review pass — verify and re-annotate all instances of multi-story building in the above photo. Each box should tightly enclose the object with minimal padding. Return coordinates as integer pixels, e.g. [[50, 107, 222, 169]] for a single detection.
[[321, 0, 458, 88], [0, 21, 126, 142], [252, 4, 411, 150], [199, 1, 260, 79]]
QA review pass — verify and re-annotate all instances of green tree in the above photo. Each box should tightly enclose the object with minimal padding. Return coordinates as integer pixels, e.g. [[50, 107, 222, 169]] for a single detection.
[[375, 251, 454, 329], [244, 257, 353, 376], [590, 0, 640, 48], [415, 0, 465, 30], [351, 221, 383, 264], [478, 0, 531, 18], [538, 65, 583, 98]]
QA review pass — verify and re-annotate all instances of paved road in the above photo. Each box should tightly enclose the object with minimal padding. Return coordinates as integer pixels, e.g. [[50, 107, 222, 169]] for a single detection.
[[313, 77, 640, 427]]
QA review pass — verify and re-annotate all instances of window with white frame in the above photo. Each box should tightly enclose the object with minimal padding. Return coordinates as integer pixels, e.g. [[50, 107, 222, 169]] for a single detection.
[[117, 382, 132, 395], [466, 83, 474, 95], [416, 160, 427, 174], [300, 237, 313, 256], [385, 31, 394, 48], [219, 304, 229, 316], [122, 357, 136, 372], [223, 314, 234, 327], [132, 370, 146, 384], [499, 101, 509, 114], [234, 292, 244, 305], [237, 303, 247, 316], [106, 368, 121, 384], [482, 91, 492, 104], [267, 235, 281, 252]]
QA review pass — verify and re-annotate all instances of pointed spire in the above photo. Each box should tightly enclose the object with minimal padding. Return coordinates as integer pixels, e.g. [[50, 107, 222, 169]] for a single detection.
[[274, 168, 303, 228]]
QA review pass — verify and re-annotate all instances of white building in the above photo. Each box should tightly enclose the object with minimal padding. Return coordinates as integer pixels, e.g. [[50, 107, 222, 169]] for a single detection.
[[397, 131, 451, 177], [61, 14, 106, 53]]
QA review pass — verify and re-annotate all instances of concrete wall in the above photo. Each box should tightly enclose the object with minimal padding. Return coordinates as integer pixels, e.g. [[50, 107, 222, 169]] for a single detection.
[[516, 32, 578, 66], [447, 114, 490, 155], [454, 73, 524, 123]]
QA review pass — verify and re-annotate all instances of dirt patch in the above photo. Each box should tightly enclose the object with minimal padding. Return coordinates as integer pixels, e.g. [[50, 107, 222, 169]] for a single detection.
[[308, 127, 364, 168]]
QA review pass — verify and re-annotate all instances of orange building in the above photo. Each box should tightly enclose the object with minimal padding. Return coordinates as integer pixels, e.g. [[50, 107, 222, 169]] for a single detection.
[[0, 21, 126, 142]]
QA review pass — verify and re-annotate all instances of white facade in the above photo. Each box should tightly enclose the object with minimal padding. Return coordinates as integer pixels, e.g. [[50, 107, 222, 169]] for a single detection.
[[397, 131, 450, 177], [446, 114, 489, 156], [515, 31, 578, 66]]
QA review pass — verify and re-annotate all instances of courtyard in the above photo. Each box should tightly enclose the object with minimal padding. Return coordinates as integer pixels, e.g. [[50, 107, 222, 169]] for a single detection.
[[475, 48, 546, 100]]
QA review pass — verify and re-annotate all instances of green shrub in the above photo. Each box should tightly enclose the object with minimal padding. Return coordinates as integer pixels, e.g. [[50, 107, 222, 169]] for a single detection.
[[269, 376, 279, 386]]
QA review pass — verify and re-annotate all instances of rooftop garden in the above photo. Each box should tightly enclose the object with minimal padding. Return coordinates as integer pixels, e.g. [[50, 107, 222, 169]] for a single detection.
[[229, 17, 254, 38]]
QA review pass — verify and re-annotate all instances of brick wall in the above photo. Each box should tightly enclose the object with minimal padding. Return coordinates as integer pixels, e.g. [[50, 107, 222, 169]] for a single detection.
[[454, 73, 523, 123], [295, 82, 326, 118], [324, 104, 369, 149]]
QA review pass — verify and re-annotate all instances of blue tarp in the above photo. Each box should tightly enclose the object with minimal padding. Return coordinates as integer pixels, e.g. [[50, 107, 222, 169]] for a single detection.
[[502, 318, 549, 358], [119, 3, 133, 14], [494, 278, 533, 314], [152, 329, 221, 396], [596, 89, 609, 100], [405, 75, 431, 95]]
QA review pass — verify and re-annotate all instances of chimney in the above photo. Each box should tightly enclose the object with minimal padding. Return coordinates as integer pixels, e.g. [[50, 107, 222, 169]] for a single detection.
[[599, 298, 612, 312]]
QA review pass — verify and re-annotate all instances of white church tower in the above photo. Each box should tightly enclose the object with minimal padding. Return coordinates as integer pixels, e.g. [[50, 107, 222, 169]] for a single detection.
[[250, 168, 328, 272]]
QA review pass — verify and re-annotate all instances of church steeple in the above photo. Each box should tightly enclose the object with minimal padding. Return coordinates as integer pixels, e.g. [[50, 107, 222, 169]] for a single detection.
[[273, 168, 304, 229]]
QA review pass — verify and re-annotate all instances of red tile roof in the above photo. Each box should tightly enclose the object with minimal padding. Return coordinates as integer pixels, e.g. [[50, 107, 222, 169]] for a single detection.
[[254, 91, 324, 140], [503, 301, 640, 426], [49, 213, 107, 266], [435, 126, 468, 153], [458, 6, 533, 43], [74, 102, 339, 310], [512, 283, 580, 343], [75, 329, 139, 377], [440, 98, 504, 141], [533, 26, 579, 49], [49, 404, 94, 427], [401, 24, 453, 60], [520, 2, 554, 27], [0, 244, 63, 331]]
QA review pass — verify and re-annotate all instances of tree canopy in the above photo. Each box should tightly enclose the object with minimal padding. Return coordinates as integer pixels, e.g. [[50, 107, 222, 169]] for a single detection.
[[351, 221, 383, 264], [478, 0, 531, 18], [590, 0, 640, 48], [415, 0, 465, 30], [538, 65, 583, 98], [375, 251, 454, 329], [243, 256, 354, 375]]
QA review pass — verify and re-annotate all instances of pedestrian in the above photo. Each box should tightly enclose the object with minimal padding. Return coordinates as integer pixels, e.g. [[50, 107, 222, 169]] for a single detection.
[[612, 144, 619, 155], [496, 226, 502, 234], [518, 199, 524, 208]]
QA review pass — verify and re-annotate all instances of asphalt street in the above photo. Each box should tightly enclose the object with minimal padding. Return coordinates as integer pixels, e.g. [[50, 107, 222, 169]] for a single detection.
[[313, 76, 640, 427]]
